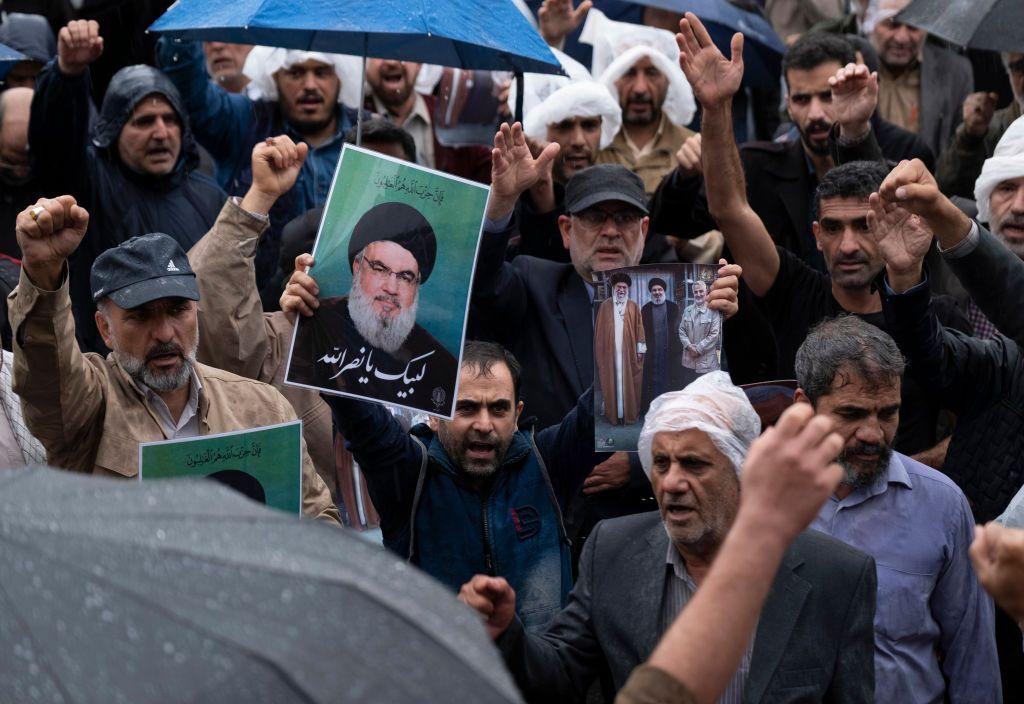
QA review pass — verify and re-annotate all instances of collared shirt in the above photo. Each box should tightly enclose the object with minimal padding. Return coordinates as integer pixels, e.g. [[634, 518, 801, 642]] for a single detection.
[[660, 543, 752, 704], [811, 452, 1001, 703], [138, 365, 203, 440], [372, 92, 436, 168], [623, 113, 667, 161], [878, 60, 922, 134]]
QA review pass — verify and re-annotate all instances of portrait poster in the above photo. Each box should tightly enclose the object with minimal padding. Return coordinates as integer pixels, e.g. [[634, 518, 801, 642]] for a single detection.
[[284, 144, 489, 419], [593, 264, 723, 452], [138, 421, 302, 514]]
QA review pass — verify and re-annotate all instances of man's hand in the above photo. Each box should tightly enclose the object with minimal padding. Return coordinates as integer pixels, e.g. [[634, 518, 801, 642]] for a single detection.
[[963, 92, 999, 138], [583, 452, 632, 494], [487, 122, 560, 220], [828, 63, 877, 141], [16, 196, 89, 291], [241, 135, 310, 215], [280, 253, 320, 324], [707, 260, 741, 320], [675, 134, 703, 179], [538, 0, 592, 48], [685, 344, 698, 356], [57, 20, 103, 76], [737, 403, 843, 542], [876, 159, 972, 248], [970, 522, 1024, 623], [676, 13, 744, 110], [458, 575, 517, 639], [867, 192, 932, 292]]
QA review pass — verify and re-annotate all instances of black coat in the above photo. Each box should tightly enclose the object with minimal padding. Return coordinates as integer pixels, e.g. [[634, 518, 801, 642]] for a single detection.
[[640, 300, 681, 408], [496, 511, 877, 703], [29, 59, 225, 353]]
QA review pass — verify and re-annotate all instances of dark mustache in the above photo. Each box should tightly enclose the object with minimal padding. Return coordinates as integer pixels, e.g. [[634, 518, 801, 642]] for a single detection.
[[145, 342, 183, 362]]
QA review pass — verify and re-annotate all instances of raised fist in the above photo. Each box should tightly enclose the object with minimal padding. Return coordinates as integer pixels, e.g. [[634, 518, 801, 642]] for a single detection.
[[245, 135, 309, 212], [16, 196, 90, 290], [57, 20, 104, 76]]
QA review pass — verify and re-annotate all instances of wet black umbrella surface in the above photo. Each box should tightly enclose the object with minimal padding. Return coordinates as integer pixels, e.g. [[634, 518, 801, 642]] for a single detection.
[[0, 467, 523, 704], [898, 0, 1024, 53]]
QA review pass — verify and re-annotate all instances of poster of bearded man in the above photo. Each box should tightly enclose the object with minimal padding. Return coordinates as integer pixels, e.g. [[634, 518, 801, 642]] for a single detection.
[[285, 145, 488, 418], [594, 263, 722, 451]]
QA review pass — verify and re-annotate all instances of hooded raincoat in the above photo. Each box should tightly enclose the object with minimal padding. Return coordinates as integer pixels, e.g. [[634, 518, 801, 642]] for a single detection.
[[29, 59, 225, 353]]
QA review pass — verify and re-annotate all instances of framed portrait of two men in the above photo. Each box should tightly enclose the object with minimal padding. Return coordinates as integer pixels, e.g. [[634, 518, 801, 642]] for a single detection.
[[284, 145, 489, 419], [593, 263, 723, 451]]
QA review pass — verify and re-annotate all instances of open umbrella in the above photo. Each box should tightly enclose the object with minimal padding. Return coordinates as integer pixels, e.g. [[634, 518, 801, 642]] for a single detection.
[[0, 467, 523, 704], [897, 0, 1024, 54], [0, 42, 29, 81], [148, 0, 564, 136], [630, 0, 784, 89]]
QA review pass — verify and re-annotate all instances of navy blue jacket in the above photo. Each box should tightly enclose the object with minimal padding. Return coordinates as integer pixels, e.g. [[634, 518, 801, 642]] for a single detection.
[[327, 388, 602, 631]]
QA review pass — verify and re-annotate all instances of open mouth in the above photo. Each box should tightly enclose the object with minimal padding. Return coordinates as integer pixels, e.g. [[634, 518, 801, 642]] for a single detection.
[[466, 441, 495, 458], [380, 70, 406, 90], [665, 505, 694, 520]]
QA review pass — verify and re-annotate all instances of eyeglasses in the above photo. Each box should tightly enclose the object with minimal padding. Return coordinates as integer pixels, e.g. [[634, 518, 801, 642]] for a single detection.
[[573, 208, 643, 230], [1009, 58, 1024, 76], [358, 256, 419, 289]]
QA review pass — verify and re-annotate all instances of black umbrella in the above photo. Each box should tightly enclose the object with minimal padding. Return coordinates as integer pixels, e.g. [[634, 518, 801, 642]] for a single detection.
[[898, 0, 1024, 53], [0, 467, 522, 704]]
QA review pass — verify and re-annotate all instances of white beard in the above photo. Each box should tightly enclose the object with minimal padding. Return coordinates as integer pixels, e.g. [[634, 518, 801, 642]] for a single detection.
[[652, 294, 665, 305], [348, 278, 419, 354], [114, 336, 199, 393]]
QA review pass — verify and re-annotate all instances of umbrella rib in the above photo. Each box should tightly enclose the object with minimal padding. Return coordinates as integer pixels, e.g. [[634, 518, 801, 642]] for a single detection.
[[0, 579, 77, 704]]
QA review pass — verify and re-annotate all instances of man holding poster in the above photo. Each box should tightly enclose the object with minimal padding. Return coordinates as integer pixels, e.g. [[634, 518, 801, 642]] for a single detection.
[[286, 146, 488, 418]]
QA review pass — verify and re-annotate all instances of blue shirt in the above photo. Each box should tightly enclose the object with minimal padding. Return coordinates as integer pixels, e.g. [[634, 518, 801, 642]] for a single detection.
[[811, 452, 1000, 703]]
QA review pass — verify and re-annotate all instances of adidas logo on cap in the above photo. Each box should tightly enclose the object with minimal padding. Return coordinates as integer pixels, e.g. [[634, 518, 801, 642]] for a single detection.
[[166, 260, 180, 272]]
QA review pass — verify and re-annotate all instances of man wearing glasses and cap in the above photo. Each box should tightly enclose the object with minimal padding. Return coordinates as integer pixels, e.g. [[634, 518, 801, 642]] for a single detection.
[[7, 195, 340, 525], [287, 201, 458, 412]]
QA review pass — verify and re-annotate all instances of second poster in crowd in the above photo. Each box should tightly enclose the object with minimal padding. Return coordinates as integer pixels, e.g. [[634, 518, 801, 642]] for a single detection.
[[284, 145, 489, 419], [593, 263, 723, 451]]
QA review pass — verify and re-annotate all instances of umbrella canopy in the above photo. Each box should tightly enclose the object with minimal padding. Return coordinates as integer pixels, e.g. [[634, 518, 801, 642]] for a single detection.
[[148, 0, 564, 75], [0, 41, 29, 80], [630, 0, 785, 89], [897, 0, 1024, 54], [0, 467, 523, 704]]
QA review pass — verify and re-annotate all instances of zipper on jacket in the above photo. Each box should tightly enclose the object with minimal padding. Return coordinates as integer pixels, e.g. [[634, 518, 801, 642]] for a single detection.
[[481, 492, 495, 575]]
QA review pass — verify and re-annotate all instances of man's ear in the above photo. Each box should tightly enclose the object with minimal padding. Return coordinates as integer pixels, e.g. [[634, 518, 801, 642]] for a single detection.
[[515, 400, 524, 424], [95, 308, 114, 350], [793, 388, 813, 406], [640, 215, 650, 244], [812, 221, 823, 252], [558, 214, 572, 251], [427, 416, 439, 432]]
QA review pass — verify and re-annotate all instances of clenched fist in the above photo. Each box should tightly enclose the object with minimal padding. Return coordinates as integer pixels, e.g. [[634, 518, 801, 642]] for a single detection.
[[57, 20, 103, 76], [16, 196, 90, 291], [241, 135, 310, 214]]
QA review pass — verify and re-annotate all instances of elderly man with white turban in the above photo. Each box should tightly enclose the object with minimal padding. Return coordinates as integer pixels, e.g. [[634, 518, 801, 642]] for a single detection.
[[457, 371, 876, 703], [155, 38, 370, 292]]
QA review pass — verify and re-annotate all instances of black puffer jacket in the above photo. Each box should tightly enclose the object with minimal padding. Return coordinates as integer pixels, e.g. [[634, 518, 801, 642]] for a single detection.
[[881, 227, 1024, 522], [29, 59, 225, 352]]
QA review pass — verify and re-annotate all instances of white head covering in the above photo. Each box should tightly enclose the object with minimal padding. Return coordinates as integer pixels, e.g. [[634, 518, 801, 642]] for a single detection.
[[508, 47, 594, 119], [524, 81, 622, 149], [637, 371, 761, 477], [975, 116, 1024, 224], [861, 0, 910, 36], [580, 8, 696, 127], [242, 46, 364, 107]]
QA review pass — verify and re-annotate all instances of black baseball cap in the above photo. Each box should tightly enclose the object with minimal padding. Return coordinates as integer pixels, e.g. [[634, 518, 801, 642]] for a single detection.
[[564, 164, 649, 215], [90, 233, 199, 309]]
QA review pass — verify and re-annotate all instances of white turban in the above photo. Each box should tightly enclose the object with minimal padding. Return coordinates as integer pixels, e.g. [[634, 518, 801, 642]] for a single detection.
[[242, 46, 364, 107], [580, 8, 696, 127], [975, 115, 1024, 224], [637, 371, 761, 478], [524, 81, 622, 149], [508, 47, 594, 120], [861, 0, 910, 36]]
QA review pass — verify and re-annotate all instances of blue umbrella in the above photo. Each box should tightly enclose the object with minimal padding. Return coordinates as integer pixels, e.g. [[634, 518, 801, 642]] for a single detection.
[[631, 0, 785, 89], [0, 41, 29, 81], [148, 0, 563, 74]]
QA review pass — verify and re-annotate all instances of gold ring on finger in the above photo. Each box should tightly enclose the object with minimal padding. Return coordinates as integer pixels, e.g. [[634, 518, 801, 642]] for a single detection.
[[30, 206, 44, 222]]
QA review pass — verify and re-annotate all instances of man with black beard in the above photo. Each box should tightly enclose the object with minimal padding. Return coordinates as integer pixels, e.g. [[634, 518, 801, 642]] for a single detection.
[[286, 201, 458, 415], [793, 316, 999, 703], [640, 277, 681, 408]]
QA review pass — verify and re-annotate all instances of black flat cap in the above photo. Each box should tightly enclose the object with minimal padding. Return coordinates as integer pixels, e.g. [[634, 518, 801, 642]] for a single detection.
[[564, 164, 648, 215], [347, 202, 437, 284], [648, 277, 667, 292], [610, 272, 632, 287], [91, 233, 199, 309]]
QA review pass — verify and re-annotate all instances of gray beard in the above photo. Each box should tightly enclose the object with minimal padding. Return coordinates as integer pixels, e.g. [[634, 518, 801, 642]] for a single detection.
[[115, 338, 198, 393], [348, 280, 419, 354], [652, 296, 665, 305]]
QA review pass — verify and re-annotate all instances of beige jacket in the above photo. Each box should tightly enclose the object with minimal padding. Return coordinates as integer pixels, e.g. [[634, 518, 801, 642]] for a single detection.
[[596, 119, 695, 196], [187, 200, 337, 499], [7, 268, 340, 525]]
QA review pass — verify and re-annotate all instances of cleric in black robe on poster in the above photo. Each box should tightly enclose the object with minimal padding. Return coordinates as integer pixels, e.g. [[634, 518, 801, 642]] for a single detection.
[[287, 201, 458, 415]]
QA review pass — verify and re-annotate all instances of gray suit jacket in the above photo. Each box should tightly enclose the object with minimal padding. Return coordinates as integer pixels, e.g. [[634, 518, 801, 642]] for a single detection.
[[920, 41, 974, 157], [497, 511, 877, 703]]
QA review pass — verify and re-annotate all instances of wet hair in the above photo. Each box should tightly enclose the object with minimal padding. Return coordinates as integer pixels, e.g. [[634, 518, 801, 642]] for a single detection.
[[795, 316, 905, 405], [783, 32, 857, 82], [344, 117, 417, 163], [814, 160, 889, 218], [461, 340, 522, 404]]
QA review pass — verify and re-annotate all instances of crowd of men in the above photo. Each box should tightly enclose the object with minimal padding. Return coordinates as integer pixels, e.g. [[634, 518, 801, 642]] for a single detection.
[[4, 0, 1024, 701]]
